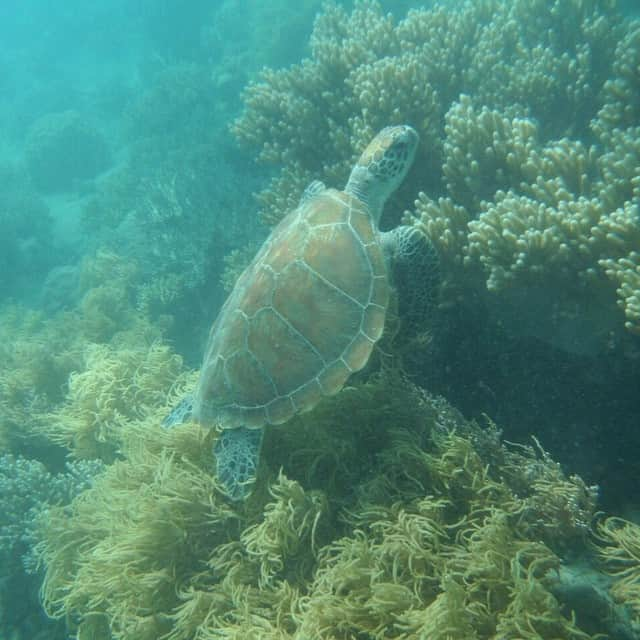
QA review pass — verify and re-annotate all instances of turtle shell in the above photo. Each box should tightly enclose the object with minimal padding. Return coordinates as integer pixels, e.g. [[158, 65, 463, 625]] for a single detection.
[[193, 188, 390, 429]]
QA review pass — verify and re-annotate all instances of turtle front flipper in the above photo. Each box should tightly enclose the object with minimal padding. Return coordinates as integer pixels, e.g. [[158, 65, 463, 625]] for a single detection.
[[300, 180, 326, 205], [162, 393, 194, 428], [381, 225, 440, 337], [214, 427, 264, 501]]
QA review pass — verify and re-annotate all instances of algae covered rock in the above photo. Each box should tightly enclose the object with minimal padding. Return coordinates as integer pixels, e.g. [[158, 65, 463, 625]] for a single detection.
[[25, 110, 111, 192]]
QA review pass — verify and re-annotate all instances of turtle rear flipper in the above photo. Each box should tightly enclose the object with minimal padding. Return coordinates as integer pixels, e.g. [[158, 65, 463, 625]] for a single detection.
[[214, 427, 264, 501], [382, 225, 440, 337]]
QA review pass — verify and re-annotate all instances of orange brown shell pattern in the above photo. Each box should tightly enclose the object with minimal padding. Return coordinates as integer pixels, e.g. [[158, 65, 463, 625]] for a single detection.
[[193, 188, 390, 430]]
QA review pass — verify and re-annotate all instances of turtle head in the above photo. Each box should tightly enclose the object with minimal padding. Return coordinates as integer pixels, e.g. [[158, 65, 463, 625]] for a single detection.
[[345, 125, 419, 223]]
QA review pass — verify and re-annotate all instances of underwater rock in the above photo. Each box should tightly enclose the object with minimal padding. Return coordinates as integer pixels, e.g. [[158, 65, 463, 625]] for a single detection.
[[549, 561, 638, 640]]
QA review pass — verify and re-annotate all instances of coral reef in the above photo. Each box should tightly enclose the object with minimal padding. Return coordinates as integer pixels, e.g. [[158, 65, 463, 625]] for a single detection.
[[203, 0, 323, 87], [80, 62, 265, 340], [0, 247, 193, 635], [38, 369, 634, 640], [0, 243, 199, 636], [2, 3, 638, 639], [595, 517, 640, 631], [233, 0, 640, 346], [122, 64, 217, 147], [0, 455, 104, 640], [39, 421, 230, 640], [0, 454, 104, 571], [409, 94, 640, 346], [0, 251, 175, 455], [600, 250, 640, 335], [0, 163, 55, 300], [43, 340, 192, 461], [79, 158, 261, 353], [25, 110, 111, 192], [0, 305, 85, 453]]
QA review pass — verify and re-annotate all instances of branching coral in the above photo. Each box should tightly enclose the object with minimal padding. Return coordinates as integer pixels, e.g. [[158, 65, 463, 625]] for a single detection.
[[593, 126, 640, 211], [441, 96, 540, 211], [233, 0, 621, 219], [233, 0, 640, 345], [0, 454, 103, 640], [600, 251, 640, 334], [0, 454, 104, 572], [410, 93, 640, 344], [465, 193, 605, 293], [420, 16, 639, 343], [232, 0, 446, 225], [593, 22, 640, 135], [465, 0, 621, 139]]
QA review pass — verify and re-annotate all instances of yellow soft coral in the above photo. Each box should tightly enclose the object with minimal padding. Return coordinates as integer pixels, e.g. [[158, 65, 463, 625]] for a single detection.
[[595, 517, 640, 625], [241, 473, 327, 588], [37, 369, 609, 639], [42, 341, 192, 460], [39, 421, 234, 640]]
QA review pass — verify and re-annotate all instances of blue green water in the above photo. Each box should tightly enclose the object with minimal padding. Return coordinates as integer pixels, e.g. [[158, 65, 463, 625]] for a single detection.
[[1, 1, 639, 638]]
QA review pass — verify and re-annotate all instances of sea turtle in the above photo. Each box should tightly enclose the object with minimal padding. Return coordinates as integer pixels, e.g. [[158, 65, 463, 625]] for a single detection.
[[165, 125, 439, 500]]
